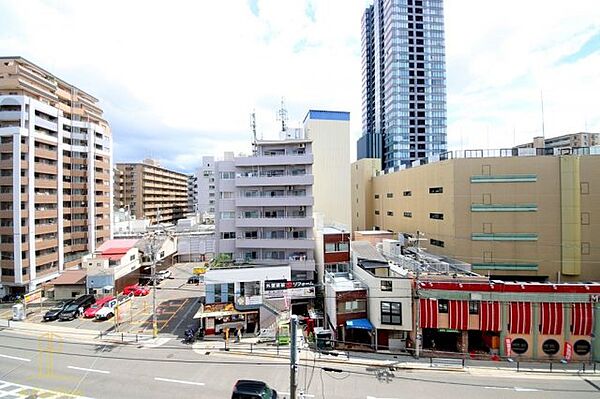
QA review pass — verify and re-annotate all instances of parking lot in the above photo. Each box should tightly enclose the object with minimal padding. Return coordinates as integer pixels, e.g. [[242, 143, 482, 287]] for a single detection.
[[0, 263, 204, 337]]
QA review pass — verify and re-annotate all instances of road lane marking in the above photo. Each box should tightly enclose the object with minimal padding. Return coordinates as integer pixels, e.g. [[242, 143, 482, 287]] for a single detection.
[[154, 377, 205, 386], [281, 392, 315, 398], [514, 387, 539, 392], [68, 366, 110, 374], [0, 353, 31, 362]]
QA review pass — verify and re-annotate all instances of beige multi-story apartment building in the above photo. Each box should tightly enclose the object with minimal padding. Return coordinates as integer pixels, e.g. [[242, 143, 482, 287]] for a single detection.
[[0, 57, 112, 295], [516, 132, 599, 152], [115, 159, 190, 224], [352, 147, 600, 282]]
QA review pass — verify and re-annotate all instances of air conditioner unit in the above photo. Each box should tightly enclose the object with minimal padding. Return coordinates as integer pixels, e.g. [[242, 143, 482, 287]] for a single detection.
[[300, 206, 305, 211], [299, 143, 306, 148]]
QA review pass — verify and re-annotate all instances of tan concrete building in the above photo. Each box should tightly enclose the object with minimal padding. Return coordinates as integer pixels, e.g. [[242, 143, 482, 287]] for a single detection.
[[115, 159, 190, 224], [0, 57, 112, 295], [352, 151, 600, 282], [516, 132, 599, 152]]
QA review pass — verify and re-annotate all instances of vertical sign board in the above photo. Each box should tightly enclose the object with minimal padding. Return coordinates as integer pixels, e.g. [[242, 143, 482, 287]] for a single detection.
[[505, 337, 512, 357], [564, 342, 573, 361]]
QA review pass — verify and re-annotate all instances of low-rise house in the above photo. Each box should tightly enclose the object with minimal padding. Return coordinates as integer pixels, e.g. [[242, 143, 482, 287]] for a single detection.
[[83, 239, 141, 294]]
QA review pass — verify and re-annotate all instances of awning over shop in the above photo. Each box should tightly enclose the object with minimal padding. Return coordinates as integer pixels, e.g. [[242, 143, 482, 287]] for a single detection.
[[540, 302, 563, 335], [420, 298, 438, 329], [480, 301, 501, 332], [346, 318, 374, 330], [448, 300, 469, 330], [572, 303, 593, 336], [509, 302, 532, 334], [192, 302, 255, 319]]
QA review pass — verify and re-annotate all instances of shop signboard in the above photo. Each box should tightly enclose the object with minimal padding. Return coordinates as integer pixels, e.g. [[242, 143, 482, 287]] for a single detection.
[[505, 337, 512, 356], [264, 279, 315, 299], [564, 342, 573, 360]]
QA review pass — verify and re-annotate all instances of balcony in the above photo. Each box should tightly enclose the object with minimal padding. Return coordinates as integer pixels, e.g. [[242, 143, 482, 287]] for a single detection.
[[234, 153, 313, 167], [235, 195, 313, 207], [235, 238, 314, 249], [235, 174, 313, 187], [289, 258, 316, 272], [235, 216, 313, 228], [0, 111, 22, 122]]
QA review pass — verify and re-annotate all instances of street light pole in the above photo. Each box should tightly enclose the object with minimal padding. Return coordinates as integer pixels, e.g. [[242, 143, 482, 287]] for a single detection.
[[150, 234, 158, 339], [290, 315, 298, 399], [415, 230, 422, 359]]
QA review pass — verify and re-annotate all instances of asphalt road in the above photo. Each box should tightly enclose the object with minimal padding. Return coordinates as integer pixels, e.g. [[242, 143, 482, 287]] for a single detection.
[[0, 329, 598, 399]]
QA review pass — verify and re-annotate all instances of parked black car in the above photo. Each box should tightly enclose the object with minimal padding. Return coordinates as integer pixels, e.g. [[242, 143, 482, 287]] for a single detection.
[[231, 380, 278, 399], [187, 275, 201, 284], [43, 300, 74, 321], [58, 295, 96, 321]]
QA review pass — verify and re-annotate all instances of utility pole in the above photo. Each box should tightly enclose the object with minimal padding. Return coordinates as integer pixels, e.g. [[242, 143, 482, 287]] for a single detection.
[[290, 315, 298, 399], [414, 230, 422, 359]]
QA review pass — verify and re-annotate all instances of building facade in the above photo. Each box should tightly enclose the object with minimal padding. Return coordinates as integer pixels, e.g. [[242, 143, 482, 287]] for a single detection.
[[195, 155, 216, 216], [352, 150, 600, 282], [0, 57, 112, 295], [214, 129, 316, 280], [357, 0, 447, 169], [187, 174, 198, 213], [417, 280, 600, 362], [115, 159, 189, 225], [303, 110, 351, 229]]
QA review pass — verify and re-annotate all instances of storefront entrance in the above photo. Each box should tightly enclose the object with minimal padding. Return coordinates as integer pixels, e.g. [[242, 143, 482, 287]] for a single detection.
[[423, 328, 462, 352]]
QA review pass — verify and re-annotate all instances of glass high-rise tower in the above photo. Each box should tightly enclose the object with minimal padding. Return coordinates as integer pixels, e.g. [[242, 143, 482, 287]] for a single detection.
[[357, 0, 447, 169]]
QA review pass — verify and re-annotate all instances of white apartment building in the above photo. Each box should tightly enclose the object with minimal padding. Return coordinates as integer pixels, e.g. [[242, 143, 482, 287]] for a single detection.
[[214, 129, 316, 280], [196, 155, 216, 216]]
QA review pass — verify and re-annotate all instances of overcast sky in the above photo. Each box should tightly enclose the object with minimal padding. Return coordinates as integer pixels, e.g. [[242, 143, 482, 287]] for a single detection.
[[0, 0, 599, 173]]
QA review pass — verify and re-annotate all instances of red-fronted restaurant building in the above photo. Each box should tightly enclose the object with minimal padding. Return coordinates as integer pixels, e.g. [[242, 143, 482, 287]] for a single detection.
[[416, 280, 600, 361]]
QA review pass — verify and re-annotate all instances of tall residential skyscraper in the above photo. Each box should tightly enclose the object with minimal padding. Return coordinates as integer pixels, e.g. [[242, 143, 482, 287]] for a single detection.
[[357, 0, 447, 169], [0, 57, 112, 295]]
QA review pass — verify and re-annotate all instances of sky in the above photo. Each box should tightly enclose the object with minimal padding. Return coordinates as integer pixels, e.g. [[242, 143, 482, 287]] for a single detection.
[[0, 0, 599, 173]]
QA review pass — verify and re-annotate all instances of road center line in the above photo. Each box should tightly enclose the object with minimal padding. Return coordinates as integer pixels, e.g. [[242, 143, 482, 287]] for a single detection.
[[0, 353, 31, 362], [68, 365, 110, 374], [154, 377, 205, 386]]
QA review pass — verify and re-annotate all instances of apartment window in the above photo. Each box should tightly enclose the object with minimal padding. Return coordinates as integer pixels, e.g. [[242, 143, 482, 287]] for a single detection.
[[581, 212, 590, 225], [374, 194, 380, 199], [582, 242, 590, 255], [430, 239, 444, 248], [386, 193, 394, 198], [403, 191, 412, 197], [220, 172, 235, 179], [438, 299, 448, 313], [430, 213, 444, 220], [381, 280, 392, 291], [381, 302, 402, 325], [403, 212, 412, 218], [220, 211, 235, 220], [219, 192, 234, 199], [337, 299, 366, 314], [325, 242, 349, 253], [221, 232, 236, 240], [580, 182, 589, 195], [130, 254, 135, 261], [374, 210, 380, 215], [429, 187, 443, 194], [469, 301, 480, 315], [386, 211, 394, 216]]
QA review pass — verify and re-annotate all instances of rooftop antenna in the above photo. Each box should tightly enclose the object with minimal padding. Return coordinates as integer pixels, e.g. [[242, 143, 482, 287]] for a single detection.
[[250, 111, 257, 154], [277, 97, 288, 133], [540, 90, 546, 139]]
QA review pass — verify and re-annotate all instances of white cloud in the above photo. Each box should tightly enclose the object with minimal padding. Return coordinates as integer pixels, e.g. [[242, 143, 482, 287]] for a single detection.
[[0, 0, 598, 171]]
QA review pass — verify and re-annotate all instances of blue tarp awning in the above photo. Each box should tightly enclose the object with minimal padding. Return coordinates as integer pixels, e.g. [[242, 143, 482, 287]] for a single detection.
[[345, 318, 374, 330]]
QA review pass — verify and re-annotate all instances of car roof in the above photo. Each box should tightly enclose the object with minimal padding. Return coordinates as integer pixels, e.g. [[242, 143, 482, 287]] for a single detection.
[[234, 380, 268, 394], [95, 296, 115, 304]]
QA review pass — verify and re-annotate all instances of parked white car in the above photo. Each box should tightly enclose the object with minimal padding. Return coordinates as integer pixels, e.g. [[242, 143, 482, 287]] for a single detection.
[[94, 299, 117, 320], [157, 270, 172, 280]]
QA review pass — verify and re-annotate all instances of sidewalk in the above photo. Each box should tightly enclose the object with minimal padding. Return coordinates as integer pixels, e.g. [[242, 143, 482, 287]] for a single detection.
[[192, 335, 600, 375]]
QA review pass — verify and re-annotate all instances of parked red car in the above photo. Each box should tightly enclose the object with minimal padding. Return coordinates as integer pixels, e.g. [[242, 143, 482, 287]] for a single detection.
[[123, 285, 149, 296], [83, 296, 116, 318]]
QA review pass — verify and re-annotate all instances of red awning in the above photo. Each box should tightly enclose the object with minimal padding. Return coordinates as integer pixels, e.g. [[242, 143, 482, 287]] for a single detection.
[[539, 302, 563, 335], [480, 301, 501, 332], [448, 300, 469, 330], [419, 298, 438, 329], [509, 302, 532, 334], [571, 303, 593, 336]]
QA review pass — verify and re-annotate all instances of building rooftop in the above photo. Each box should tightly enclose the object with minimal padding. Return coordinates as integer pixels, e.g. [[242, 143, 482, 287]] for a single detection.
[[350, 241, 387, 262], [49, 270, 86, 285], [96, 239, 139, 257], [325, 272, 366, 292]]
